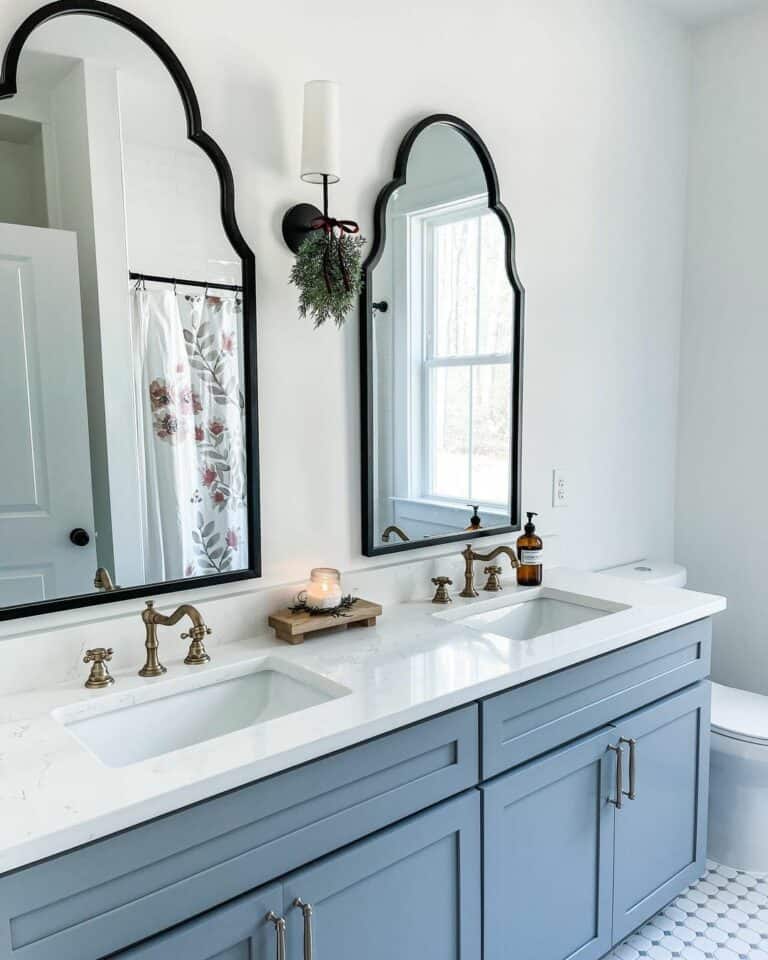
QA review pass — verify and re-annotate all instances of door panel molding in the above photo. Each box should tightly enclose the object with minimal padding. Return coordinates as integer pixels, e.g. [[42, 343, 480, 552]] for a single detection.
[[611, 682, 711, 941]]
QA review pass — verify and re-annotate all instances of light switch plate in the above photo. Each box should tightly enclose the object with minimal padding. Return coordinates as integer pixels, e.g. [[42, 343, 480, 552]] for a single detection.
[[552, 469, 569, 507]]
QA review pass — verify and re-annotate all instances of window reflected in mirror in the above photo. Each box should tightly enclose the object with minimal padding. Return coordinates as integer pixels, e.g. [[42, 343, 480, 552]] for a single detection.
[[363, 118, 523, 554]]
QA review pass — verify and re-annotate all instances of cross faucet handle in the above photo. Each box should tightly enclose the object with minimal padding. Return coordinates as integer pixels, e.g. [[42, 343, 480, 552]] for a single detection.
[[483, 565, 504, 592], [182, 623, 212, 666], [84, 646, 113, 663], [83, 647, 115, 689], [180, 625, 212, 640], [431, 576, 453, 605]]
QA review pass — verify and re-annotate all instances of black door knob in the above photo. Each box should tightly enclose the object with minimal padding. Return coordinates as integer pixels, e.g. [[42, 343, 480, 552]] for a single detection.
[[69, 528, 91, 547]]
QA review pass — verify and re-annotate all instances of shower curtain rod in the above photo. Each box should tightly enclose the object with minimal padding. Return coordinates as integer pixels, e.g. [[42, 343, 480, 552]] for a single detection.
[[130, 271, 243, 293]]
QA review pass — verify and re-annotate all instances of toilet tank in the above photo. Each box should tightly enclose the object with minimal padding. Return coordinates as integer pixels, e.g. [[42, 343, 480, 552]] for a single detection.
[[599, 560, 687, 589]]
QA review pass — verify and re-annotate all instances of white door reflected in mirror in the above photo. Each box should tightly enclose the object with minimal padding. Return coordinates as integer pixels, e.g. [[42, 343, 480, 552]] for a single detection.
[[0, 224, 96, 604]]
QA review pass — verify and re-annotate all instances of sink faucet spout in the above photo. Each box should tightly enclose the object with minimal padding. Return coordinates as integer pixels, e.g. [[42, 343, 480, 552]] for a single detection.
[[460, 544, 519, 598], [139, 601, 212, 676]]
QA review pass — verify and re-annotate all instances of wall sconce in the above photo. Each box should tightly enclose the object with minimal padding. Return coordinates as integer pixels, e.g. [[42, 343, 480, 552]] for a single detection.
[[282, 80, 345, 252], [283, 80, 365, 330]]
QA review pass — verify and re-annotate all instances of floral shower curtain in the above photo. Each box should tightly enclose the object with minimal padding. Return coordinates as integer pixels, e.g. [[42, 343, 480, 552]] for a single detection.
[[130, 287, 247, 582]]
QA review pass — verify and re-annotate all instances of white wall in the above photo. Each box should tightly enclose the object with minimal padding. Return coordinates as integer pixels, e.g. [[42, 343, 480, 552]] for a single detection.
[[0, 134, 47, 227], [48, 60, 117, 574], [0, 0, 692, 634], [82, 58, 143, 587], [120, 67, 240, 283], [676, 7, 768, 694]]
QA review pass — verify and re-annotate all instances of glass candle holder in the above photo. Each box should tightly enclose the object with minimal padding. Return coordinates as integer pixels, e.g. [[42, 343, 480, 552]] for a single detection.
[[300, 567, 342, 611]]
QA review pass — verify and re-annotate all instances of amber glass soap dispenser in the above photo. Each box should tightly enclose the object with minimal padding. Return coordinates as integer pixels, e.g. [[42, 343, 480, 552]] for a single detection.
[[516, 512, 543, 586]]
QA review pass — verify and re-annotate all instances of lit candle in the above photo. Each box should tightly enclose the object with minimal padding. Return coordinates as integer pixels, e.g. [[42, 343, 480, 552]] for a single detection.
[[302, 567, 342, 611]]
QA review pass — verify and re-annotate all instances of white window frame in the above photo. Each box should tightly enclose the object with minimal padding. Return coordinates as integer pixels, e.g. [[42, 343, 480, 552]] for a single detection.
[[399, 195, 512, 511]]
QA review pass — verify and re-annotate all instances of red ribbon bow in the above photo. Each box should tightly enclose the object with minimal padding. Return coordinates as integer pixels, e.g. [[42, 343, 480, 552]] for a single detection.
[[310, 215, 360, 294]]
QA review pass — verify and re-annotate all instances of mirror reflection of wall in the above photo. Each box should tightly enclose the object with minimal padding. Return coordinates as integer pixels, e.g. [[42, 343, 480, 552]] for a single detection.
[[0, 15, 249, 612], [366, 119, 522, 552]]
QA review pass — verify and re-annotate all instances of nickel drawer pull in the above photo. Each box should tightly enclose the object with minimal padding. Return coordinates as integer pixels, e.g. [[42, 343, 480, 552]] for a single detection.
[[608, 742, 624, 809], [620, 737, 637, 800], [266, 912, 286, 960], [294, 898, 314, 960]]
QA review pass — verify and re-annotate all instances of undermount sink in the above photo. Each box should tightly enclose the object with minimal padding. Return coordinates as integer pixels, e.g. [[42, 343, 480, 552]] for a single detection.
[[435, 589, 629, 643], [53, 658, 351, 768]]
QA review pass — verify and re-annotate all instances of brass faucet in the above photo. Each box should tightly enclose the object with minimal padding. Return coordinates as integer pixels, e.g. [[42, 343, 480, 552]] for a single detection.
[[139, 600, 212, 677], [460, 544, 519, 598], [382, 524, 410, 543]]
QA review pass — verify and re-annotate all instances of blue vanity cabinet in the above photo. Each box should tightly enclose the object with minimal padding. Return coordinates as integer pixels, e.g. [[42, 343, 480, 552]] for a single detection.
[[0, 621, 715, 960], [0, 706, 478, 960], [482, 727, 617, 960], [482, 681, 711, 960], [611, 682, 711, 941], [282, 790, 481, 960], [115, 884, 283, 960]]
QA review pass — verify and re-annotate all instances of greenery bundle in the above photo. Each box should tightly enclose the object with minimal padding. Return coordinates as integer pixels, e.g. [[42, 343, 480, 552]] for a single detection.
[[289, 229, 366, 329], [289, 594, 358, 618]]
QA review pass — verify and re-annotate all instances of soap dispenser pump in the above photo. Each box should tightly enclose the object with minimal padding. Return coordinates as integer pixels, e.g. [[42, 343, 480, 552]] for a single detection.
[[516, 512, 543, 586]]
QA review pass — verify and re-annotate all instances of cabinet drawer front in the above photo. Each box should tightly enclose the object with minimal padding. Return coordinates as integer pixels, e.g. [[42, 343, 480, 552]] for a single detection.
[[481, 619, 711, 778], [482, 727, 616, 960], [0, 705, 478, 960]]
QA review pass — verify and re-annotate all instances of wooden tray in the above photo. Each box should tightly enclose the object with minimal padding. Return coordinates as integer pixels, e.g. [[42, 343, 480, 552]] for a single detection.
[[268, 599, 382, 645]]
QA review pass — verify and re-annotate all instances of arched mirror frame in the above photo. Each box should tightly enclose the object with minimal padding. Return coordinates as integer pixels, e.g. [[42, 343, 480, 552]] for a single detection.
[[0, 0, 260, 620], [360, 114, 524, 556]]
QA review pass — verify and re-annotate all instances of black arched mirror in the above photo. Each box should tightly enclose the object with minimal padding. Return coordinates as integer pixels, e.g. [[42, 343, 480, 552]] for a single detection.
[[0, 1, 259, 620], [360, 115, 524, 555]]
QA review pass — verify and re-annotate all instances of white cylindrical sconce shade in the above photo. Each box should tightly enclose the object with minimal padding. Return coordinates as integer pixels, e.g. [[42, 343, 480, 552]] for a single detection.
[[300, 80, 340, 184]]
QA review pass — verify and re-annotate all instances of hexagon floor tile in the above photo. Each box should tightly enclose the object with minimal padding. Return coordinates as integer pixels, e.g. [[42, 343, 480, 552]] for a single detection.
[[605, 861, 768, 960]]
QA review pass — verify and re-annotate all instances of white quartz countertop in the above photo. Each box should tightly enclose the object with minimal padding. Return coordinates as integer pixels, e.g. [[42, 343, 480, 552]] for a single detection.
[[0, 568, 725, 875]]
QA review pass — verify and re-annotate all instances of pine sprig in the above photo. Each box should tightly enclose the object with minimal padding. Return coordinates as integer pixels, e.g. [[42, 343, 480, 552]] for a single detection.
[[289, 232, 365, 328]]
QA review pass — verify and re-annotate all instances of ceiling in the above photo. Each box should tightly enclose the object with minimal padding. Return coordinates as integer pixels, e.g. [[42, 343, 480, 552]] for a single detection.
[[647, 0, 764, 25]]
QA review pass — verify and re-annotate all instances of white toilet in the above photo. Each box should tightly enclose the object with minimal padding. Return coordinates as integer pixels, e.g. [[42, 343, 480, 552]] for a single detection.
[[601, 559, 768, 874], [708, 682, 768, 873]]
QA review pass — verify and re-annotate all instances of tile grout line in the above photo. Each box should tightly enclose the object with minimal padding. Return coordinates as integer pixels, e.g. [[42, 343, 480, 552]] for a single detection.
[[606, 861, 768, 960]]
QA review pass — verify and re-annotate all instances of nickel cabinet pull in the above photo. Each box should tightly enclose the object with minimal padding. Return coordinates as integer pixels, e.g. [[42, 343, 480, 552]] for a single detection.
[[266, 911, 287, 960], [608, 743, 624, 809], [294, 898, 314, 960], [620, 737, 637, 800]]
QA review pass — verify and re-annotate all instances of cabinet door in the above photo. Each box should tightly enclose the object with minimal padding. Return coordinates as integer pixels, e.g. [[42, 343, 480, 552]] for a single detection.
[[282, 791, 481, 960], [115, 883, 282, 960], [612, 682, 710, 941], [482, 727, 616, 960]]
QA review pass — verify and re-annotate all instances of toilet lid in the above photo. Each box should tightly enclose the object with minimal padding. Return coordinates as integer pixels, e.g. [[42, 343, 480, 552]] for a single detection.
[[599, 560, 687, 589], [711, 682, 768, 745]]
